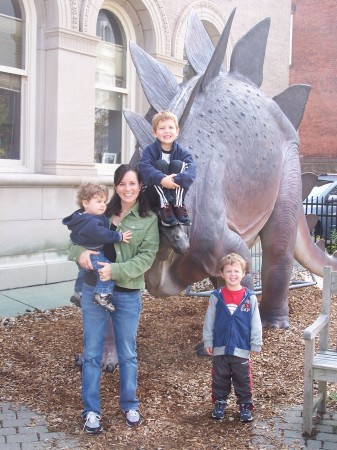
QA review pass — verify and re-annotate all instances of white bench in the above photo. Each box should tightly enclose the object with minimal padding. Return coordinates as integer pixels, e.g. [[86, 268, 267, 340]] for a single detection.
[[302, 265, 337, 436]]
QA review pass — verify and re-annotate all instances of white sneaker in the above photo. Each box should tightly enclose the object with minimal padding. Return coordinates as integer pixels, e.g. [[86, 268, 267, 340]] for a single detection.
[[83, 411, 103, 434], [125, 409, 142, 427]]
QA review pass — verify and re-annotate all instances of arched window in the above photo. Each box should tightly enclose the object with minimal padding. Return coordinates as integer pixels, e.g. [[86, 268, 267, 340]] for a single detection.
[[0, 0, 25, 161], [95, 9, 126, 165]]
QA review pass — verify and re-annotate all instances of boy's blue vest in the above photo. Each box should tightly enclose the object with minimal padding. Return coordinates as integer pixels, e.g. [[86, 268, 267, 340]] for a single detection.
[[212, 288, 254, 355]]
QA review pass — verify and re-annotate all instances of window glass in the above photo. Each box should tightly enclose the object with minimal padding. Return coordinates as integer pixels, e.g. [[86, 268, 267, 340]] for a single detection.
[[95, 10, 126, 164], [96, 10, 126, 89], [97, 10, 123, 45], [0, 0, 22, 18], [95, 90, 122, 164], [96, 41, 125, 89], [0, 73, 21, 159], [0, 0, 25, 69]]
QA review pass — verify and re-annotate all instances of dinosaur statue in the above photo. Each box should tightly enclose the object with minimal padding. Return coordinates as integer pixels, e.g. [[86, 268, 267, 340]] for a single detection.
[[124, 9, 337, 329]]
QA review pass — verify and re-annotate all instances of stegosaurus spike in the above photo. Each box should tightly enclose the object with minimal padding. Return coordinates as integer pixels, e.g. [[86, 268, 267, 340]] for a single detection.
[[230, 17, 270, 87], [305, 214, 318, 233], [273, 84, 311, 130], [201, 8, 236, 91], [302, 172, 319, 201], [129, 42, 178, 112], [178, 75, 203, 132], [184, 10, 215, 75], [317, 239, 327, 252], [123, 109, 153, 153]]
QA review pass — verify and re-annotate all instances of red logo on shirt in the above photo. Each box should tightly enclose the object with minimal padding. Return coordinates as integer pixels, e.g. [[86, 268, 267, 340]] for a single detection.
[[241, 301, 251, 312]]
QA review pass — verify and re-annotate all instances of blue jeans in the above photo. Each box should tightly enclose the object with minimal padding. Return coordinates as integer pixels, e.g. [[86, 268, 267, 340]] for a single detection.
[[74, 265, 85, 293], [81, 283, 142, 416], [74, 251, 115, 295]]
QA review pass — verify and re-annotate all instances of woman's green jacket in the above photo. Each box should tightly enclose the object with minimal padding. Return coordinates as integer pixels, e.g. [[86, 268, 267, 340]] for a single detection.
[[68, 202, 159, 290]]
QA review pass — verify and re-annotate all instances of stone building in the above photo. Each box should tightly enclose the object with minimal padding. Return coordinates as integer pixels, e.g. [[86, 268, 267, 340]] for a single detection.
[[0, 0, 292, 289], [290, 0, 337, 174]]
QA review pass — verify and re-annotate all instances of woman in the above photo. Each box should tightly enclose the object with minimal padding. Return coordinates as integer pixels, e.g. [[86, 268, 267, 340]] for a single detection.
[[68, 164, 159, 433]]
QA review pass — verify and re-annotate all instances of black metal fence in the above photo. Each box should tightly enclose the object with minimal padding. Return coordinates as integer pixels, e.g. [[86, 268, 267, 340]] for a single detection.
[[303, 196, 337, 254]]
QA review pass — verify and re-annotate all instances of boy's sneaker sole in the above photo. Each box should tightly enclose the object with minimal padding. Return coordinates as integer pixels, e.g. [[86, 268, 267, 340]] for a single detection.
[[70, 293, 82, 308], [211, 411, 225, 420], [157, 205, 179, 227], [172, 206, 191, 226], [212, 414, 225, 420], [93, 294, 115, 312], [240, 415, 253, 422]]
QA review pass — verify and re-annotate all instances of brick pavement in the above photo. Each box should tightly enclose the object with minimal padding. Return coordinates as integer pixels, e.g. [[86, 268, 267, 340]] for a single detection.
[[1, 401, 337, 449], [0, 402, 79, 449], [252, 405, 337, 449]]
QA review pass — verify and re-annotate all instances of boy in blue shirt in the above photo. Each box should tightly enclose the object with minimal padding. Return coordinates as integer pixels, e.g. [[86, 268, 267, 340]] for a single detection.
[[203, 253, 262, 422], [138, 110, 196, 227], [63, 183, 131, 311]]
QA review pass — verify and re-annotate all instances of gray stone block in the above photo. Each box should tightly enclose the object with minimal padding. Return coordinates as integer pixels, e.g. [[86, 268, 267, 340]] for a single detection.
[[6, 433, 39, 443]]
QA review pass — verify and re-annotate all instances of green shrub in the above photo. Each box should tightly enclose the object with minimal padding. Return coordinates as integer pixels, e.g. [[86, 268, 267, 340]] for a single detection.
[[330, 230, 337, 254]]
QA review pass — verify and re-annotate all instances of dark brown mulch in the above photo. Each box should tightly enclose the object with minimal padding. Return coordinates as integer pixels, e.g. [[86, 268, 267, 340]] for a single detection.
[[0, 284, 336, 449]]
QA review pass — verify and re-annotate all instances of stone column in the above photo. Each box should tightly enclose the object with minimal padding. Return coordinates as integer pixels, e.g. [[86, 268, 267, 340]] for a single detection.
[[42, 28, 100, 175]]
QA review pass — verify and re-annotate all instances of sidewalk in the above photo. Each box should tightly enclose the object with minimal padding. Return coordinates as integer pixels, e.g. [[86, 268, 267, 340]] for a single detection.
[[0, 281, 74, 319], [0, 281, 82, 449], [1, 282, 337, 449]]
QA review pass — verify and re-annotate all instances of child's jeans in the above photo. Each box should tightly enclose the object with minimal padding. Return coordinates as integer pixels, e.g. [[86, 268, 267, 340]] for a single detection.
[[74, 251, 114, 296]]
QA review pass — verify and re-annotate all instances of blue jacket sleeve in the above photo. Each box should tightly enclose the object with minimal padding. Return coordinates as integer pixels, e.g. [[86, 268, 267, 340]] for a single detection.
[[138, 144, 165, 186], [75, 217, 122, 245]]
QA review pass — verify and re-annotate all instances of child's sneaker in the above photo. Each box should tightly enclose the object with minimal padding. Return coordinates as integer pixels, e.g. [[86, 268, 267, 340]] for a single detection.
[[211, 399, 226, 420], [124, 409, 142, 427], [239, 403, 253, 422], [83, 411, 103, 434], [173, 205, 191, 226], [93, 294, 115, 312], [158, 204, 178, 227], [70, 292, 82, 308]]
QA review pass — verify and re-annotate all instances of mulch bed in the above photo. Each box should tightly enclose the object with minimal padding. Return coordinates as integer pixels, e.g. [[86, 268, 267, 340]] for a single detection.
[[0, 283, 336, 449]]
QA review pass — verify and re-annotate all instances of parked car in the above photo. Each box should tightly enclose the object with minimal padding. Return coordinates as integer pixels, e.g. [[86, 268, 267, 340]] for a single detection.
[[303, 174, 337, 239]]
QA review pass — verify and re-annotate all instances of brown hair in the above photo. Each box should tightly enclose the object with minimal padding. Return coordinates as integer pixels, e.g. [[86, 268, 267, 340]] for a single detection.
[[151, 110, 179, 131], [76, 183, 109, 208], [105, 164, 150, 218], [220, 253, 247, 272]]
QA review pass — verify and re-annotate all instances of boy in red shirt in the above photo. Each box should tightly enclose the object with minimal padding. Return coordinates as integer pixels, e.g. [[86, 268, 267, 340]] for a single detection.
[[203, 253, 262, 422]]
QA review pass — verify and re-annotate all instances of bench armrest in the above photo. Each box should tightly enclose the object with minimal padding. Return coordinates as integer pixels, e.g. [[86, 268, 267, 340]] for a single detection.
[[303, 314, 329, 340]]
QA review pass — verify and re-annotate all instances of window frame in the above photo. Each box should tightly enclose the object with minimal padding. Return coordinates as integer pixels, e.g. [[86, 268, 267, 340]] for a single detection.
[[0, 0, 36, 173]]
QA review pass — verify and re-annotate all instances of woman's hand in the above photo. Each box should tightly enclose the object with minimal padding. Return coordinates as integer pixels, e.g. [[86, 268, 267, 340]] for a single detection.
[[77, 250, 99, 270], [97, 261, 112, 281]]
